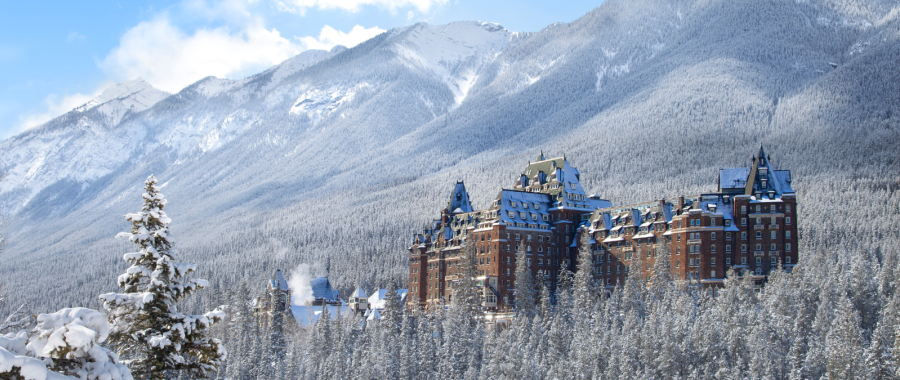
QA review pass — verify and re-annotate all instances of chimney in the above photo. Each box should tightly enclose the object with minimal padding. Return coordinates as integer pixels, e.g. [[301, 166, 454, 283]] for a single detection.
[[678, 196, 685, 210], [659, 198, 665, 210]]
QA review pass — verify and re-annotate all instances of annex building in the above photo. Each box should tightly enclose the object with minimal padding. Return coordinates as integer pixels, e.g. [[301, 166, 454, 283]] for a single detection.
[[408, 146, 797, 310]]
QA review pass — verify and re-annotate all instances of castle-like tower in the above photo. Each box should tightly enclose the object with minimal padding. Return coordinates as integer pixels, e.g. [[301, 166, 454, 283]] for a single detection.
[[408, 146, 798, 309]]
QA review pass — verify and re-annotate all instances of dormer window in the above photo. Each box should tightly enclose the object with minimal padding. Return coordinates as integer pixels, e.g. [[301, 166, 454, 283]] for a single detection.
[[511, 201, 517, 207]]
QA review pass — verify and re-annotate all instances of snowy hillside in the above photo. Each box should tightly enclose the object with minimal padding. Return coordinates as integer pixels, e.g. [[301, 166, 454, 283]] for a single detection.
[[0, 0, 898, 320]]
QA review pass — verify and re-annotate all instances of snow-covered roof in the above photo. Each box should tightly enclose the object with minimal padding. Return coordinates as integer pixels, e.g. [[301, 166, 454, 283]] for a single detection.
[[719, 168, 750, 190], [350, 286, 368, 299], [366, 308, 382, 321], [367, 288, 409, 309], [311, 277, 340, 301], [494, 190, 553, 228], [273, 269, 289, 291], [448, 181, 474, 214]]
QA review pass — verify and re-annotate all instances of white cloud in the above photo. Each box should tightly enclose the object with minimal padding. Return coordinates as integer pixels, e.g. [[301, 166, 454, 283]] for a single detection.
[[407, 10, 414, 20], [17, 85, 109, 132], [276, 0, 446, 14], [100, 15, 302, 93], [66, 32, 87, 42], [297, 24, 385, 50]]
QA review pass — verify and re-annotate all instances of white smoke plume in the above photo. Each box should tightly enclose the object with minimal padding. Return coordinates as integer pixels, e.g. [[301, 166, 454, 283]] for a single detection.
[[288, 262, 325, 306]]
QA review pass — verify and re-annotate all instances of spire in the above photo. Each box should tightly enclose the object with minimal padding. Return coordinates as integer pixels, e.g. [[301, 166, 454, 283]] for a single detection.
[[448, 181, 474, 213]]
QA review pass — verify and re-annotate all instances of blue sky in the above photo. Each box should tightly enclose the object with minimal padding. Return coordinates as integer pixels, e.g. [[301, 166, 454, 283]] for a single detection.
[[0, 0, 604, 140]]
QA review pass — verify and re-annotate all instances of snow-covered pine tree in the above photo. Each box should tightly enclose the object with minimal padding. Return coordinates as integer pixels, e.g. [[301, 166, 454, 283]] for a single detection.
[[452, 240, 482, 318], [572, 228, 597, 317], [99, 175, 225, 380], [824, 295, 865, 380], [0, 308, 133, 380], [514, 242, 536, 317]]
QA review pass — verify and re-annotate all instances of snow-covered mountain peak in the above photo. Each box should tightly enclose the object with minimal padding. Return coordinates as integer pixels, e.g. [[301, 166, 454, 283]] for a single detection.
[[75, 78, 169, 114], [391, 21, 515, 105]]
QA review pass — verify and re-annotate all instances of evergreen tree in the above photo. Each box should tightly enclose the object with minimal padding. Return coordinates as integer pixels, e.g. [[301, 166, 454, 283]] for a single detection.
[[452, 240, 482, 318], [863, 321, 895, 380], [572, 228, 597, 318], [514, 242, 536, 317], [825, 295, 865, 380], [100, 175, 225, 380]]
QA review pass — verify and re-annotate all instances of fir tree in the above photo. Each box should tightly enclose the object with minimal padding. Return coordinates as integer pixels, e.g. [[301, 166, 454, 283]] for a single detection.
[[452, 240, 482, 318], [100, 175, 225, 380], [514, 242, 536, 317]]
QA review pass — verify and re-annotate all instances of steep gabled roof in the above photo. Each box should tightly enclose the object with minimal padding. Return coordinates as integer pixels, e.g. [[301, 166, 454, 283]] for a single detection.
[[448, 181, 474, 213]]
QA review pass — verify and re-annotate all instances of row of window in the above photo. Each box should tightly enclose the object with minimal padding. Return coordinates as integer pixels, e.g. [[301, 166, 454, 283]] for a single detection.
[[740, 204, 792, 214], [741, 216, 791, 225]]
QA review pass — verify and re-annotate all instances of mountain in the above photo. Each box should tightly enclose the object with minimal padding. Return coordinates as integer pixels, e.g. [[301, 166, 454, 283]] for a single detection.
[[0, 1, 898, 314]]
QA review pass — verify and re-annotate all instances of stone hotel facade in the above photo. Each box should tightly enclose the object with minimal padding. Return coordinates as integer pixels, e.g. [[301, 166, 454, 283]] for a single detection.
[[408, 146, 797, 310]]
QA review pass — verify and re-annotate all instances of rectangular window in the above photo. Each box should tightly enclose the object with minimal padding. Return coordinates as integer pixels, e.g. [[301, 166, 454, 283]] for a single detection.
[[741, 244, 747, 252], [786, 217, 791, 225], [725, 219, 732, 227], [712, 232, 716, 240], [756, 244, 762, 251], [741, 206, 747, 213], [710, 270, 716, 278], [771, 244, 776, 251], [756, 231, 762, 239], [756, 205, 760, 212], [616, 265, 620, 274], [742, 232, 747, 240], [785, 231, 791, 239], [527, 234, 532, 241], [771, 231, 776, 239], [676, 259, 681, 268], [677, 235, 681, 242], [726, 245, 732, 253], [741, 257, 747, 265], [770, 205, 776, 213], [770, 257, 777, 265], [515, 234, 520, 240], [756, 218, 761, 225], [711, 245, 716, 253], [786, 205, 791, 212], [711, 257, 716, 265], [726, 257, 731, 265], [676, 247, 681, 255], [756, 257, 762, 265], [786, 243, 791, 252], [689, 258, 694, 266], [741, 218, 747, 226], [786, 256, 792, 264]]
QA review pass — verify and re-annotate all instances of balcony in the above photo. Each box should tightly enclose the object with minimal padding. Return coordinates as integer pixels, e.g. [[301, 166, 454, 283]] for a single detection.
[[622, 246, 633, 252], [688, 239, 701, 245], [754, 225, 765, 230], [769, 224, 780, 229], [754, 251, 765, 256], [769, 251, 780, 256]]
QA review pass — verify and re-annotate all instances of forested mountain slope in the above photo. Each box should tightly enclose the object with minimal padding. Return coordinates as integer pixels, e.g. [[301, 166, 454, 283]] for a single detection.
[[0, 0, 898, 316]]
